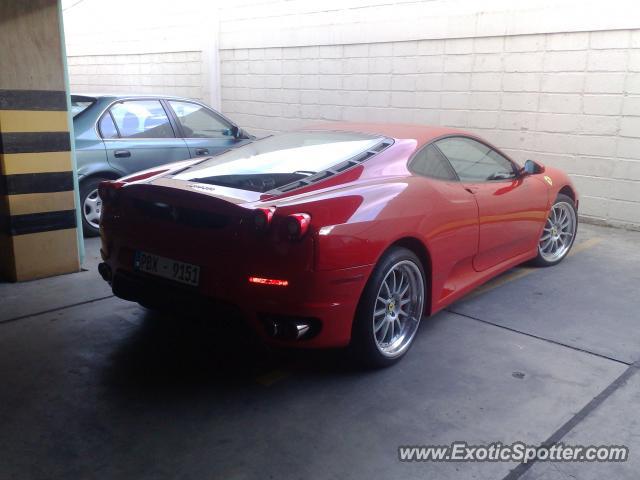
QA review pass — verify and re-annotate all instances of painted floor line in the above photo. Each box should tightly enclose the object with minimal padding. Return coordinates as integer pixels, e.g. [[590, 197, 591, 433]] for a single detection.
[[466, 237, 602, 300], [0, 295, 115, 325], [466, 268, 535, 300], [255, 369, 291, 387], [568, 236, 603, 255]]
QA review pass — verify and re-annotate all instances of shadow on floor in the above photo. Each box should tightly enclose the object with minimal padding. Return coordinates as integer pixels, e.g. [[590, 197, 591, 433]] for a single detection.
[[100, 307, 355, 398]]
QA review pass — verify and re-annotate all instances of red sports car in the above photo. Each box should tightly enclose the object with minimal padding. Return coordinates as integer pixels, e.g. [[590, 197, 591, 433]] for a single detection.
[[98, 123, 578, 367]]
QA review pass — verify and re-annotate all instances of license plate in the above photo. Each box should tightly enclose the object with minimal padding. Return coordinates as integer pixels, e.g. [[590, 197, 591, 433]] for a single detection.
[[134, 251, 200, 286]]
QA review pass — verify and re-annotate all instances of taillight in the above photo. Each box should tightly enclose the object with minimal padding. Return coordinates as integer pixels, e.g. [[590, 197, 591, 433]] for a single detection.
[[253, 207, 275, 231], [248, 276, 289, 287], [285, 213, 311, 240], [98, 180, 125, 205]]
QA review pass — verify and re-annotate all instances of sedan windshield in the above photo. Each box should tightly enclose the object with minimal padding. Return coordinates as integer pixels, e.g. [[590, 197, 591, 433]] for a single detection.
[[172, 131, 385, 192]]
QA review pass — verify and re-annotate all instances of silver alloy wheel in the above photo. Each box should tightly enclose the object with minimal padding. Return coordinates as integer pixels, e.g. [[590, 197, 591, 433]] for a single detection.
[[83, 188, 102, 229], [373, 260, 425, 358], [539, 202, 576, 262]]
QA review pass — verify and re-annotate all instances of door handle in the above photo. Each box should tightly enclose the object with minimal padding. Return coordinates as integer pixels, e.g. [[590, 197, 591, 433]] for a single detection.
[[114, 150, 131, 158], [195, 148, 209, 156], [464, 186, 479, 194]]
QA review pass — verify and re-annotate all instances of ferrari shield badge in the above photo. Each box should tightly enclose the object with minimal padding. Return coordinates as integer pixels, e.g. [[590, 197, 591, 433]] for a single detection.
[[544, 176, 553, 186]]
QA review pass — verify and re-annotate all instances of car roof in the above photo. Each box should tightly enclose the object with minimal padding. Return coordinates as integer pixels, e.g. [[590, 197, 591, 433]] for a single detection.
[[301, 122, 468, 148], [71, 93, 198, 102]]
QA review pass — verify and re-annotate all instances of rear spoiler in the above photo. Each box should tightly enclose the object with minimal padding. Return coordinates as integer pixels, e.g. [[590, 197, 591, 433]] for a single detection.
[[71, 94, 97, 103]]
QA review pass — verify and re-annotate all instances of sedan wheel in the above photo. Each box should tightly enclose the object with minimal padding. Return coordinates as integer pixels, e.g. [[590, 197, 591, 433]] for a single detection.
[[351, 247, 426, 368], [83, 188, 102, 230], [80, 177, 108, 237], [535, 193, 577, 266]]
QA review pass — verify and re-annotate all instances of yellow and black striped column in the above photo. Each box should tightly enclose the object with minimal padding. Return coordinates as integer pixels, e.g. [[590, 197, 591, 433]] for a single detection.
[[0, 89, 80, 281]]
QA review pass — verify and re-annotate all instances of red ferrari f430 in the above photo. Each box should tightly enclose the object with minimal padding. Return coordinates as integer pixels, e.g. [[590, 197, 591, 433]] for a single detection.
[[98, 123, 578, 367]]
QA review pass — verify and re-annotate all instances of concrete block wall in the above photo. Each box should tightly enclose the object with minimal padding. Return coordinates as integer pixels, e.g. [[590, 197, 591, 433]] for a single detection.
[[68, 51, 204, 100], [63, 0, 217, 104], [219, 29, 640, 228], [61, 0, 640, 229]]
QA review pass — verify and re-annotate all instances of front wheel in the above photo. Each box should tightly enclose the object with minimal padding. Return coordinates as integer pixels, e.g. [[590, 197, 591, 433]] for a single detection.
[[350, 247, 426, 368], [533, 193, 578, 267]]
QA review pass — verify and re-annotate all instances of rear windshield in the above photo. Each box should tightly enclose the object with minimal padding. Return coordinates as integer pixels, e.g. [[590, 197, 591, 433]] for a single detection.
[[71, 96, 96, 117], [172, 131, 386, 193]]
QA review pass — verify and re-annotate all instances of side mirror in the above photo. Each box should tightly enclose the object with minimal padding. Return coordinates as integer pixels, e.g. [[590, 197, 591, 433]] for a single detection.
[[523, 159, 545, 175], [230, 125, 240, 138]]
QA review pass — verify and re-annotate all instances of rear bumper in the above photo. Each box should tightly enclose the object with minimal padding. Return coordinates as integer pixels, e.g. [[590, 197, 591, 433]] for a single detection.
[[100, 247, 373, 349]]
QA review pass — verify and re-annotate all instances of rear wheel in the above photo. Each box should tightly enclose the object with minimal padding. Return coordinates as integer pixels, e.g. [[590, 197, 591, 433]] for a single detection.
[[80, 177, 107, 237], [533, 193, 577, 267], [350, 247, 426, 368]]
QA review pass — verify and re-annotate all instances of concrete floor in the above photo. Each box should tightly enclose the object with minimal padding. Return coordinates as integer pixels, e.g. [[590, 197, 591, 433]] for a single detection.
[[0, 223, 638, 479]]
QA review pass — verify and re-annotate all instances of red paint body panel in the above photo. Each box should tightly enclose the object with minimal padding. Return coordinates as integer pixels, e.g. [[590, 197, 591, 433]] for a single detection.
[[467, 176, 550, 271], [100, 123, 578, 348]]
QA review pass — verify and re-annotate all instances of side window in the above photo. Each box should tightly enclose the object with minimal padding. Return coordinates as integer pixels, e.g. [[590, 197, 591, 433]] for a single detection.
[[169, 101, 231, 138], [410, 144, 457, 181], [98, 113, 118, 139], [435, 137, 516, 182], [108, 100, 174, 139]]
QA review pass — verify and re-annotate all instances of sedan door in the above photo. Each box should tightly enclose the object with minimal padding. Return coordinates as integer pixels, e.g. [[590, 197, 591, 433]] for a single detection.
[[100, 99, 190, 175], [166, 100, 249, 157], [435, 136, 549, 272]]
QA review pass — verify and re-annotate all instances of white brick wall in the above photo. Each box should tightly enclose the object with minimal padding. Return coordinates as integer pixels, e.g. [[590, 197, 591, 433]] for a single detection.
[[218, 0, 640, 49], [63, 0, 220, 107], [68, 51, 203, 100], [219, 29, 640, 228], [61, 0, 640, 229], [63, 0, 204, 56]]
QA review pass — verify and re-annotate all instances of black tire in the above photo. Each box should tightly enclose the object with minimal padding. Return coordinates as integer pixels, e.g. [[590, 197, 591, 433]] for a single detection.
[[80, 177, 107, 237], [532, 193, 578, 267], [350, 247, 426, 368]]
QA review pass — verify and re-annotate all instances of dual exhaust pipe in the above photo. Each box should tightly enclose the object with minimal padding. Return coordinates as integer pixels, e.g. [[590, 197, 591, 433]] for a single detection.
[[262, 315, 317, 341]]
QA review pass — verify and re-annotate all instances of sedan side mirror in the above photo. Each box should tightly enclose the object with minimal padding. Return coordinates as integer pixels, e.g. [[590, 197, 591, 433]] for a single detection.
[[230, 125, 240, 138], [523, 159, 545, 175]]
